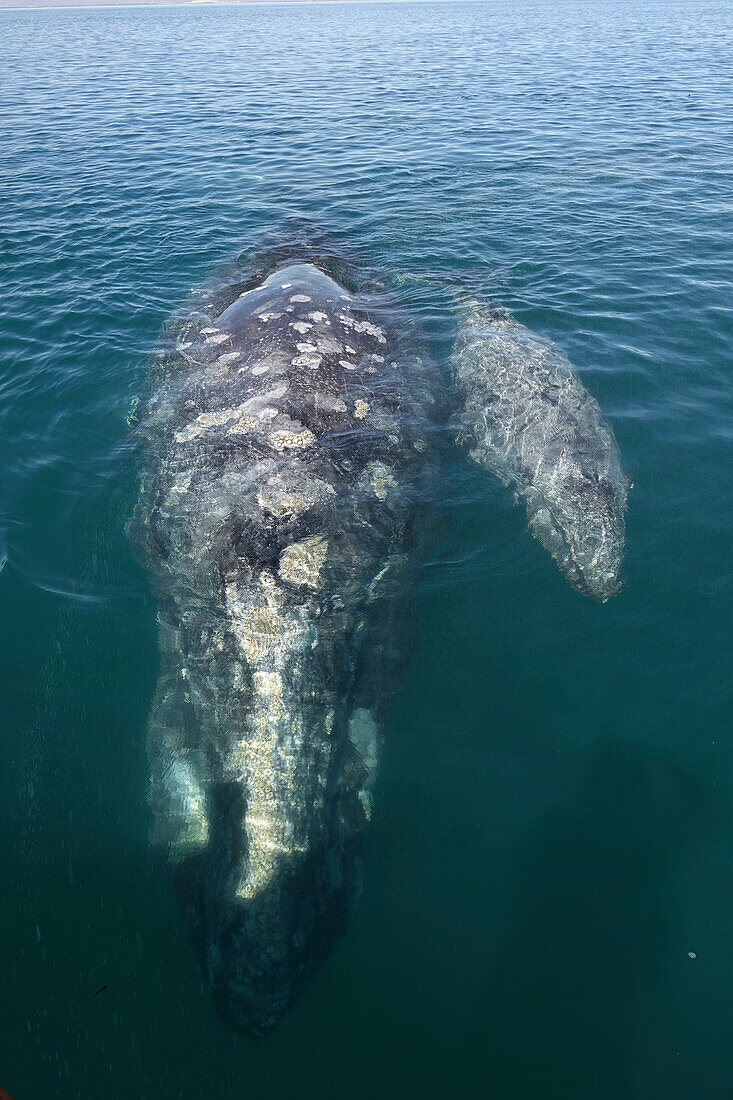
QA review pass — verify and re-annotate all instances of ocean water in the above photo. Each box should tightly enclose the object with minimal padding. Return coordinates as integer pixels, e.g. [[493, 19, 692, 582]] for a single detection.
[[1, 0, 732, 1095]]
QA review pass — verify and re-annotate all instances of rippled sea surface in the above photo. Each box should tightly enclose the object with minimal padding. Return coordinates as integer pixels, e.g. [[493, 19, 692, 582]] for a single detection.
[[1, 0, 732, 1095]]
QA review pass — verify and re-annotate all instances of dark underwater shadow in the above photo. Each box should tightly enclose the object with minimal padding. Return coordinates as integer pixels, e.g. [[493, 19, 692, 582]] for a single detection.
[[469, 738, 728, 1100]]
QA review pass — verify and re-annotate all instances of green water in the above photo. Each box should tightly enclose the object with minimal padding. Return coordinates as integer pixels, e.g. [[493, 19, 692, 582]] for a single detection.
[[1, 1, 732, 1096]]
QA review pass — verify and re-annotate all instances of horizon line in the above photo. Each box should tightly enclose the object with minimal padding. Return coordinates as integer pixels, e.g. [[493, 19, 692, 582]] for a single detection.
[[2, 0, 476, 10]]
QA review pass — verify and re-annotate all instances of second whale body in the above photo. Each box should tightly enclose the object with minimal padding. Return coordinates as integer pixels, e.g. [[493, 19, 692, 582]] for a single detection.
[[452, 301, 629, 602], [133, 255, 629, 1034]]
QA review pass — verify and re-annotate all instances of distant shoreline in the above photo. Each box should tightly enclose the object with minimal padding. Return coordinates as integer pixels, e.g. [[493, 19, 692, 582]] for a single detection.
[[3, 0, 456, 9]]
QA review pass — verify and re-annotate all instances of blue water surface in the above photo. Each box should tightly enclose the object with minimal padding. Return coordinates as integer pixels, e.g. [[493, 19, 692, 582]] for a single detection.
[[1, 1, 732, 1096]]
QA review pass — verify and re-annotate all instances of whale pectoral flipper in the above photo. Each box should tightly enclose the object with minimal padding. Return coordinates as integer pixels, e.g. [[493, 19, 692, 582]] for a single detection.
[[450, 301, 629, 602], [146, 671, 211, 864]]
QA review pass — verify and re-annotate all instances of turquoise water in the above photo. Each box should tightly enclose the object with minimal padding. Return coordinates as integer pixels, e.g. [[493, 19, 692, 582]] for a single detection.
[[1, 0, 732, 1095]]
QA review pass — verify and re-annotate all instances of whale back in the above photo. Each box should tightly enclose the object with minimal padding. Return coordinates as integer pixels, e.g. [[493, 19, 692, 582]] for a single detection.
[[132, 261, 433, 1033]]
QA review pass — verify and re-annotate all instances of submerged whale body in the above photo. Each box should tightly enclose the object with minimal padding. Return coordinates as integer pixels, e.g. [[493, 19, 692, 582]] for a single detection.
[[132, 257, 629, 1034], [452, 303, 629, 602], [132, 262, 435, 1033]]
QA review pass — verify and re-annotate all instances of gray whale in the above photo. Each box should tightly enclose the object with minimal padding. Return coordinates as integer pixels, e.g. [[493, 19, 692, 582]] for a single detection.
[[132, 262, 435, 1033], [452, 302, 629, 602], [132, 259, 629, 1034]]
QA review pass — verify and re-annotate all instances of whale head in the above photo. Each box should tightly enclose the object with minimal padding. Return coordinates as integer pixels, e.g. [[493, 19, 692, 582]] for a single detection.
[[525, 463, 628, 602]]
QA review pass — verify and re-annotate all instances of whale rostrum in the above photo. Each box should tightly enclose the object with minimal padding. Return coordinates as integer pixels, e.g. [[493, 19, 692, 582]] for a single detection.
[[132, 259, 629, 1034]]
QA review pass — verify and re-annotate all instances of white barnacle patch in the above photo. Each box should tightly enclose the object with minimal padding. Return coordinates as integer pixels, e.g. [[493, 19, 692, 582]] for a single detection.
[[224, 579, 312, 900], [345, 345, 356, 355], [339, 360, 356, 371], [206, 333, 230, 346], [251, 364, 270, 375], [291, 321, 313, 334], [354, 399, 370, 419], [232, 677, 300, 897], [271, 427, 316, 451], [281, 282, 292, 288], [278, 535, 328, 589], [201, 327, 218, 336], [371, 354, 385, 363], [257, 312, 281, 323], [309, 311, 330, 324], [353, 320, 387, 344], [292, 342, 321, 368], [253, 668, 283, 702], [290, 294, 311, 303], [256, 473, 334, 517], [228, 599, 286, 663], [217, 351, 241, 365], [368, 461, 397, 500], [291, 355, 322, 369], [175, 402, 252, 443], [317, 336, 343, 355], [225, 416, 254, 436], [257, 487, 305, 515]]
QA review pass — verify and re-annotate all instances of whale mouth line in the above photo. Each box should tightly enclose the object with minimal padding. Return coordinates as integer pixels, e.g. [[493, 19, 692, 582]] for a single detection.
[[532, 498, 621, 603]]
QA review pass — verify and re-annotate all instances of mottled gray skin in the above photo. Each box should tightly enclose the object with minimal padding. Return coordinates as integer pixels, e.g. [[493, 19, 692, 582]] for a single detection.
[[132, 263, 629, 1036], [132, 263, 435, 1034], [452, 302, 629, 601]]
